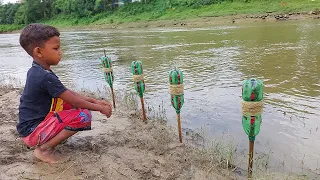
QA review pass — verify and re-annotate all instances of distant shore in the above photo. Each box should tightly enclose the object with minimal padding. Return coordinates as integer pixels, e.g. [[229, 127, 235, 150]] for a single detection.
[[1, 0, 319, 33]]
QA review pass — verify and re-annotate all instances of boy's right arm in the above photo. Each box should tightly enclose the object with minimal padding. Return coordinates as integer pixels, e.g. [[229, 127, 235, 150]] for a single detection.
[[59, 89, 112, 117]]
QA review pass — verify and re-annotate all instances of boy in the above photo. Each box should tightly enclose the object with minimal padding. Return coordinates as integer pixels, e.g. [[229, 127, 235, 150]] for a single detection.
[[17, 23, 112, 163]]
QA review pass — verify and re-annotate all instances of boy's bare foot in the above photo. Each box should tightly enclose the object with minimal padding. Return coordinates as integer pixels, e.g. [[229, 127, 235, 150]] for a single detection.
[[34, 147, 68, 163]]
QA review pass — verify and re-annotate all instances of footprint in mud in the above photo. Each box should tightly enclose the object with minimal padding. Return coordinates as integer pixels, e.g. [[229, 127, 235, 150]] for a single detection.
[[0, 150, 34, 166], [0, 156, 18, 165], [62, 136, 108, 154]]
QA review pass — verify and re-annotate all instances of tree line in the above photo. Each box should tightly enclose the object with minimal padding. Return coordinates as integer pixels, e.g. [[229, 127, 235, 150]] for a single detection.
[[0, 0, 240, 25]]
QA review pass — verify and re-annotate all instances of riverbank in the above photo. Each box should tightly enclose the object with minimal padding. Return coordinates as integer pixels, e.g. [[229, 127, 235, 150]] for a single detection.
[[0, 84, 312, 179], [49, 0, 320, 29], [0, 84, 243, 179], [86, 11, 320, 30], [1, 0, 319, 33]]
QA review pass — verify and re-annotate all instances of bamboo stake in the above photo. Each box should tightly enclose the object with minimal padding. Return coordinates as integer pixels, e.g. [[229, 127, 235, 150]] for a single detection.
[[177, 113, 182, 143], [111, 87, 116, 109], [140, 97, 147, 121], [248, 140, 254, 179]]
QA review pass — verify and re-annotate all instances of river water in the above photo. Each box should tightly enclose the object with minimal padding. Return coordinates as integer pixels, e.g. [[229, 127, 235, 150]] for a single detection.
[[0, 19, 319, 175]]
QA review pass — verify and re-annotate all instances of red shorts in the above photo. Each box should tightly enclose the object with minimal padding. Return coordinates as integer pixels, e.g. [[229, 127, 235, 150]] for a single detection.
[[22, 108, 92, 147]]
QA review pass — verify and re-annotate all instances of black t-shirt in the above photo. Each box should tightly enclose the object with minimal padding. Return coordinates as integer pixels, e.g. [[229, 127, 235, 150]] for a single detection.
[[17, 61, 67, 137]]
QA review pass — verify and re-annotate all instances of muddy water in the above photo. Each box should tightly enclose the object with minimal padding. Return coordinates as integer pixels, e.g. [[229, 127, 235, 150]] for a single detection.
[[0, 20, 319, 174]]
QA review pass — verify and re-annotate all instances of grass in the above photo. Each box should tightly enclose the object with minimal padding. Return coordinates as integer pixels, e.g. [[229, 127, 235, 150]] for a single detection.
[[0, 24, 24, 33], [193, 0, 320, 17], [73, 0, 320, 25]]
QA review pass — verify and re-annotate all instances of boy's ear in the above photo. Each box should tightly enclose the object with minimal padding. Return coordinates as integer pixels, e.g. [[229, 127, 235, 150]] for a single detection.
[[33, 47, 43, 58]]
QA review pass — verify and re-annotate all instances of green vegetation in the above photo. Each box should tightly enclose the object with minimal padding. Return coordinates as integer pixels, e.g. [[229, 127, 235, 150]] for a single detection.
[[0, 24, 23, 32], [0, 0, 319, 32]]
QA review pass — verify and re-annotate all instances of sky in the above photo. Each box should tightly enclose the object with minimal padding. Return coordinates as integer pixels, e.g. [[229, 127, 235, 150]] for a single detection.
[[2, 0, 19, 4]]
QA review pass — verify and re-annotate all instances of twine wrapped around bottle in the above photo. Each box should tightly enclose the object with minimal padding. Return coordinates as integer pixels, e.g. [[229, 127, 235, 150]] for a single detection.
[[132, 74, 144, 83], [103, 67, 113, 73], [242, 100, 263, 116], [170, 84, 184, 95]]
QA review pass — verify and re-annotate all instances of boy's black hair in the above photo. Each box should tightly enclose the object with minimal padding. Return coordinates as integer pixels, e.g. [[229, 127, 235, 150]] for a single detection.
[[19, 23, 60, 56]]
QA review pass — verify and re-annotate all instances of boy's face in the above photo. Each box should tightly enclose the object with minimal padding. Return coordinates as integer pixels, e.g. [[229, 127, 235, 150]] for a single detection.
[[36, 36, 62, 65]]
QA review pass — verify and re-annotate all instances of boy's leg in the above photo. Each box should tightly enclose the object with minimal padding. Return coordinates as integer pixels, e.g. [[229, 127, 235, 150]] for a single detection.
[[22, 109, 92, 163], [34, 129, 77, 163]]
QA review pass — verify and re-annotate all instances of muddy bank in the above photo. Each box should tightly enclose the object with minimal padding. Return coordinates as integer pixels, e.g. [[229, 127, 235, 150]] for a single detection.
[[86, 11, 320, 30]]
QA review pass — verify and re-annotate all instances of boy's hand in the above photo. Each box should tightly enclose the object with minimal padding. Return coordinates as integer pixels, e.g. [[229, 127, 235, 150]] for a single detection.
[[100, 105, 112, 118], [96, 100, 112, 107]]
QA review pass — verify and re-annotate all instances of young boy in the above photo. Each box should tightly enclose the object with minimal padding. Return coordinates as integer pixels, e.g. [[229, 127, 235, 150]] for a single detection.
[[17, 23, 112, 163]]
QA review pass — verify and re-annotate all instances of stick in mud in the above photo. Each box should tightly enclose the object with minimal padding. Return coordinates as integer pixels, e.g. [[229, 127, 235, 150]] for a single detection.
[[177, 113, 182, 143], [140, 97, 147, 121], [111, 87, 116, 109], [248, 140, 254, 178]]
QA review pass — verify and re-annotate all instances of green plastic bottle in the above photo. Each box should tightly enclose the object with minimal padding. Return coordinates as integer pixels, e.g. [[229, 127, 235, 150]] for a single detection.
[[242, 78, 263, 141], [101, 56, 114, 87], [242, 115, 261, 141], [169, 68, 184, 114], [242, 78, 263, 102], [131, 61, 145, 97]]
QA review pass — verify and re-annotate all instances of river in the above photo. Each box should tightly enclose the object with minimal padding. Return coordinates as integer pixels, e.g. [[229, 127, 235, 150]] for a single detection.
[[0, 19, 319, 175]]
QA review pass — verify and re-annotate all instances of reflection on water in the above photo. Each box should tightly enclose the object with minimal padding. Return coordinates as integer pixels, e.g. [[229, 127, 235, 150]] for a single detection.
[[0, 20, 319, 175]]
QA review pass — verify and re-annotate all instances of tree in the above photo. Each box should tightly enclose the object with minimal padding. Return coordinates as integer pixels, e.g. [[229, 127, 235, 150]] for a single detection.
[[0, 3, 20, 24], [14, 3, 26, 24], [94, 0, 114, 13], [24, 0, 42, 23], [73, 0, 96, 17], [41, 0, 55, 19], [55, 0, 72, 14]]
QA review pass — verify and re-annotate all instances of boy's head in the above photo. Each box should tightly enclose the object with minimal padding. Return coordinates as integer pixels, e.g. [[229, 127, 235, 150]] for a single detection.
[[20, 23, 62, 65]]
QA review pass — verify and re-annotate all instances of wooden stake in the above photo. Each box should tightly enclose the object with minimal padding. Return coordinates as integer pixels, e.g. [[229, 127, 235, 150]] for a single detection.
[[177, 113, 182, 143], [104, 49, 107, 57], [111, 87, 116, 109], [248, 140, 254, 179], [140, 97, 147, 121]]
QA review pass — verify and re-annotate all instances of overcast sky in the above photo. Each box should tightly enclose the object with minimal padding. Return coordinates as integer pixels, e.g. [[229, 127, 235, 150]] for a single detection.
[[2, 0, 19, 4]]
